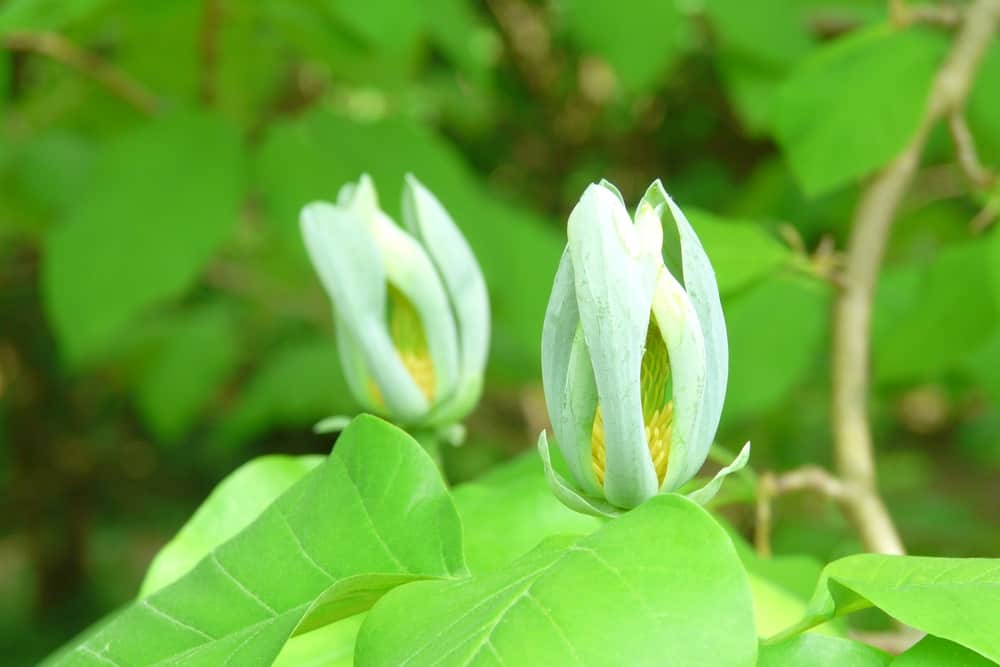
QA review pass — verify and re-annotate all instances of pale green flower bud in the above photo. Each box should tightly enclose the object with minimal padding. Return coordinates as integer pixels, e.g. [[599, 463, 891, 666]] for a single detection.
[[301, 174, 489, 429], [538, 179, 747, 516]]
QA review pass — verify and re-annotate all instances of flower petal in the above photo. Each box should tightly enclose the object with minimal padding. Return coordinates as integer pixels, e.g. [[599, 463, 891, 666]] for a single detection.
[[537, 431, 621, 518], [641, 180, 729, 466], [685, 442, 751, 506], [300, 202, 429, 421], [651, 269, 709, 491], [401, 174, 490, 425], [367, 206, 460, 407], [568, 183, 660, 508]]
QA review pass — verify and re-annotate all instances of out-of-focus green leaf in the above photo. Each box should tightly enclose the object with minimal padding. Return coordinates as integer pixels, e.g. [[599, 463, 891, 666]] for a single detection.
[[140, 454, 323, 597], [967, 43, 1000, 166], [15, 131, 95, 215], [42, 110, 244, 366], [723, 274, 830, 421], [136, 304, 241, 446], [213, 337, 359, 449], [255, 111, 562, 382], [114, 0, 201, 103], [327, 0, 422, 57], [0, 0, 109, 34], [705, 0, 813, 68], [774, 554, 1000, 662], [759, 634, 890, 667], [890, 635, 996, 667], [46, 416, 464, 666], [874, 240, 999, 384], [686, 208, 791, 294], [964, 328, 1000, 405], [774, 25, 947, 197], [355, 495, 757, 666], [421, 0, 498, 83], [562, 0, 688, 94]]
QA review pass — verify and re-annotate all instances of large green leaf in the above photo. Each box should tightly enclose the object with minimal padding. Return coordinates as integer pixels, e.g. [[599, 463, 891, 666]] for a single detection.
[[890, 636, 997, 667], [45, 415, 464, 666], [355, 494, 758, 666], [42, 111, 245, 366], [758, 634, 890, 667], [774, 25, 947, 197], [771, 554, 1000, 663], [723, 274, 830, 422], [139, 455, 324, 597], [562, 0, 688, 94]]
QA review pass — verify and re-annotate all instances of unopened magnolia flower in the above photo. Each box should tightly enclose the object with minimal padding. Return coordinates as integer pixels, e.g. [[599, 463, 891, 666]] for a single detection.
[[301, 174, 489, 430], [538, 179, 748, 516]]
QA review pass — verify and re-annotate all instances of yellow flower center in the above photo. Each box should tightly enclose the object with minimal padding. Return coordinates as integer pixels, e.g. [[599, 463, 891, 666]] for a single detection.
[[591, 320, 674, 487], [371, 285, 436, 404]]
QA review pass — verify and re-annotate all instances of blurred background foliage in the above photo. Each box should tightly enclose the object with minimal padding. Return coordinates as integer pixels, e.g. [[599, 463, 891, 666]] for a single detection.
[[0, 0, 998, 663]]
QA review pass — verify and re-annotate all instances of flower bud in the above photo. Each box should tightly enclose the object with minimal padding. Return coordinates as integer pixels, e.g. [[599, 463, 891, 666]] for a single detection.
[[301, 174, 489, 428], [538, 179, 745, 516]]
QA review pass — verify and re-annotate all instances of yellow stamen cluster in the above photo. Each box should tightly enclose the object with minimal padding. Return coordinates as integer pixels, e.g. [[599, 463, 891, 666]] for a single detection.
[[371, 285, 436, 405], [591, 320, 674, 487]]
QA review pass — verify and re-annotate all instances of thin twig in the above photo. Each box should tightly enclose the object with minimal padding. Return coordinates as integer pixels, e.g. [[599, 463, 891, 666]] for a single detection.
[[970, 201, 998, 233], [948, 111, 995, 188], [3, 31, 158, 114], [831, 0, 1000, 555], [755, 467, 851, 557]]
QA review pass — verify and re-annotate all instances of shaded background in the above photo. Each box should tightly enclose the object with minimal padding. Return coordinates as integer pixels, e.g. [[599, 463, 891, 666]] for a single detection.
[[1, 0, 998, 663]]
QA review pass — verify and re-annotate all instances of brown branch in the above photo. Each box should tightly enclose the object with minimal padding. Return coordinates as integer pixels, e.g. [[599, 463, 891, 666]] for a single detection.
[[3, 31, 158, 114], [831, 0, 1000, 556], [890, 0, 963, 27], [198, 0, 223, 106]]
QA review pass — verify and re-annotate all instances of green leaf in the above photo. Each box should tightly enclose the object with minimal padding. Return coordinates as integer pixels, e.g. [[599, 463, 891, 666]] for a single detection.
[[355, 494, 758, 666], [774, 25, 948, 197], [327, 0, 423, 56], [46, 415, 465, 666], [723, 274, 830, 422], [758, 634, 890, 667], [967, 43, 1000, 166], [772, 554, 1000, 663], [890, 635, 997, 667], [874, 240, 999, 384], [562, 0, 688, 94], [684, 209, 790, 294], [272, 615, 364, 667], [212, 337, 360, 449], [139, 455, 324, 597], [452, 452, 603, 574], [42, 110, 245, 366], [136, 304, 241, 445], [0, 0, 109, 33]]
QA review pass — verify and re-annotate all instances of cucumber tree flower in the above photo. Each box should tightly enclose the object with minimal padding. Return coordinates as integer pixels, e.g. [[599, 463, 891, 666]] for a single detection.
[[538, 179, 748, 517], [300, 174, 489, 432]]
